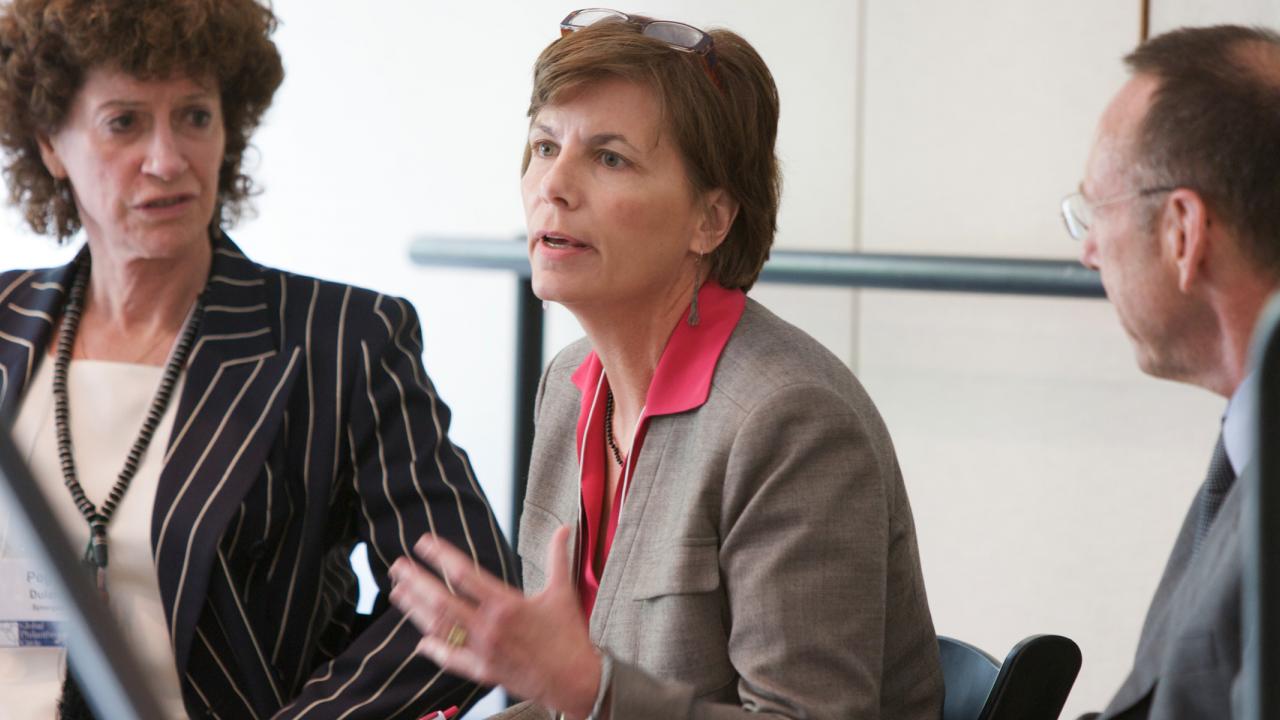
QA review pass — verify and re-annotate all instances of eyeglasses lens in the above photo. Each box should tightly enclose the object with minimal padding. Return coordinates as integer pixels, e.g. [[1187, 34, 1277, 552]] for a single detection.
[[1060, 194, 1091, 240], [644, 21, 703, 50], [568, 8, 627, 28]]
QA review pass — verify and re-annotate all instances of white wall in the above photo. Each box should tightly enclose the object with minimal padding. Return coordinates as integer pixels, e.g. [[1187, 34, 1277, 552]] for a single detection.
[[1, 1, 1275, 717], [1152, 0, 1280, 29]]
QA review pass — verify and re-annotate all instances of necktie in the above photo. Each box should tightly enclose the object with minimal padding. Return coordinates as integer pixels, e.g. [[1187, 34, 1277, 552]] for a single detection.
[[1192, 432, 1237, 557]]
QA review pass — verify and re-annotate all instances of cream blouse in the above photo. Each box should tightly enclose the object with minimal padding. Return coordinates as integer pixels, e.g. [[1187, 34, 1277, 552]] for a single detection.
[[0, 357, 187, 719]]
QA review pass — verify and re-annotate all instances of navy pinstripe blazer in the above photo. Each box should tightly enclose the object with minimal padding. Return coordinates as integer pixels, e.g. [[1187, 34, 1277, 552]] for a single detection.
[[0, 235, 512, 719]]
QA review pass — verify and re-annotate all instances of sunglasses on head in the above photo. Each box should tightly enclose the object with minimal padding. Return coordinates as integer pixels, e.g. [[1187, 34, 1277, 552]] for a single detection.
[[559, 8, 722, 91]]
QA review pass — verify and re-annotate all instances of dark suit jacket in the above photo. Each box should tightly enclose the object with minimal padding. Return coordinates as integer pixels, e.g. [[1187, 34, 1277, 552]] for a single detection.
[[0, 236, 512, 719], [1098, 476, 1243, 719]]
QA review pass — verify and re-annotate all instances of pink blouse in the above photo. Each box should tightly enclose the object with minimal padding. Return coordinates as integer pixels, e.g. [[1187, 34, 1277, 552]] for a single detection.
[[570, 281, 747, 616]]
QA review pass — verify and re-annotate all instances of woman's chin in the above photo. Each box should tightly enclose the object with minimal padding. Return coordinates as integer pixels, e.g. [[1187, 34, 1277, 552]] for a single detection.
[[530, 275, 588, 308], [88, 223, 213, 262]]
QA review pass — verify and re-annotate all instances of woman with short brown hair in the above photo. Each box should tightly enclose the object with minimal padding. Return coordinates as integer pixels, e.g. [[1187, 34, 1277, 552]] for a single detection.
[[390, 9, 942, 719]]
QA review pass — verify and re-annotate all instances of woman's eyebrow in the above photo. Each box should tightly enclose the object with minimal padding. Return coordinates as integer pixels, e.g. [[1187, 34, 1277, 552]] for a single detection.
[[587, 133, 641, 154]]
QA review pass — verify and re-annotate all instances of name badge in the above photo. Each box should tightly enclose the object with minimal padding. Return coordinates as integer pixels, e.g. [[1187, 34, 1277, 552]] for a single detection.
[[0, 559, 66, 647]]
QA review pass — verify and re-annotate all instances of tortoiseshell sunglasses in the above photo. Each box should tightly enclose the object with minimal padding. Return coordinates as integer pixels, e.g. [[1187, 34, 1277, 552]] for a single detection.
[[560, 8, 723, 90]]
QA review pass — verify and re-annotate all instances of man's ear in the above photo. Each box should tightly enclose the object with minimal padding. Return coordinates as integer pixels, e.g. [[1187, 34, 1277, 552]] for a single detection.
[[691, 187, 739, 256], [1163, 188, 1211, 293], [36, 132, 67, 179]]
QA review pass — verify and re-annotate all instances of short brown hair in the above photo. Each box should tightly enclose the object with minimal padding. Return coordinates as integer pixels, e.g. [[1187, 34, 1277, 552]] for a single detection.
[[524, 18, 781, 290], [0, 0, 284, 241], [1124, 25, 1280, 274]]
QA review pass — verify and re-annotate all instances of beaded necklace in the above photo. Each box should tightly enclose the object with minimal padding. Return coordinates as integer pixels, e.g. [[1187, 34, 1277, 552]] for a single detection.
[[51, 259, 204, 595], [604, 388, 625, 466]]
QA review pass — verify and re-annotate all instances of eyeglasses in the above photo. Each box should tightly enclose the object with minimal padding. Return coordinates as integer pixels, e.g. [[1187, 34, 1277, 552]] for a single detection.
[[1060, 185, 1179, 241], [560, 8, 722, 90]]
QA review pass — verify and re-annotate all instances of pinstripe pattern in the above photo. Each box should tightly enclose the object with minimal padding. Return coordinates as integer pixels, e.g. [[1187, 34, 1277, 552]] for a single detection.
[[0, 235, 512, 719]]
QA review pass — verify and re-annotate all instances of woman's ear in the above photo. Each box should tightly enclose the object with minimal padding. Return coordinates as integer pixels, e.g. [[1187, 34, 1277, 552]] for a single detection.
[[692, 187, 739, 255], [36, 132, 67, 179]]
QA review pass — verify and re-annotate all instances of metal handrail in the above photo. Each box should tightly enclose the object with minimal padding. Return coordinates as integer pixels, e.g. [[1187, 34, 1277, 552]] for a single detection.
[[409, 237, 1106, 297]]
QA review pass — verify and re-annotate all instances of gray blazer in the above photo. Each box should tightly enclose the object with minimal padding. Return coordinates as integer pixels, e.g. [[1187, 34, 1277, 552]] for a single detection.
[[500, 300, 942, 719], [1098, 478, 1244, 719]]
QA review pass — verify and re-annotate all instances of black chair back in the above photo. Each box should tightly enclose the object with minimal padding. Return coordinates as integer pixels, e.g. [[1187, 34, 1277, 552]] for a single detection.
[[940, 634, 1082, 720]]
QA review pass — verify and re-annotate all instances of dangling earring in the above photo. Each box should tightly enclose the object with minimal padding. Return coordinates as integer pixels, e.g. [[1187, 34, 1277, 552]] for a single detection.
[[688, 253, 703, 327], [55, 176, 74, 209]]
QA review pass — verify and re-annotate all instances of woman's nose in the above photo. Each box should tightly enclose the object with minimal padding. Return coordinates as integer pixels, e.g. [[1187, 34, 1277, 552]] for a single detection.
[[141, 127, 189, 181], [538, 156, 579, 209]]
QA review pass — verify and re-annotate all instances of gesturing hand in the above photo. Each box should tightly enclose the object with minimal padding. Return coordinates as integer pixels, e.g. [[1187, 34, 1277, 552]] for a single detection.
[[388, 526, 602, 719]]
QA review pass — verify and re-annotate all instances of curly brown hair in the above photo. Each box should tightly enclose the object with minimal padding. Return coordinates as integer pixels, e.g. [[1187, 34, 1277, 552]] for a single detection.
[[0, 0, 284, 241]]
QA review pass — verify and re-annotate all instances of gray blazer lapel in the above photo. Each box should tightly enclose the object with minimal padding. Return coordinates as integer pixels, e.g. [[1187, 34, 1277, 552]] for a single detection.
[[588, 418, 674, 644], [151, 239, 301, 677], [518, 355, 588, 599], [519, 395, 580, 594], [519, 351, 683, 643], [0, 262, 73, 420]]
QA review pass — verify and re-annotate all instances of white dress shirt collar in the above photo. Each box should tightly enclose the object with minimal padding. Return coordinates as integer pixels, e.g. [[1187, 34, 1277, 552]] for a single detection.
[[1222, 370, 1258, 477]]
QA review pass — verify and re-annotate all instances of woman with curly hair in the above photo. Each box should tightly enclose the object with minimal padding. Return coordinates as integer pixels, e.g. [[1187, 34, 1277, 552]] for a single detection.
[[0, 1, 510, 718]]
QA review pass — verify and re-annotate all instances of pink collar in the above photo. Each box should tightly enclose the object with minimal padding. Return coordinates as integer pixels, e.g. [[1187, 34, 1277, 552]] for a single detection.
[[570, 282, 746, 421]]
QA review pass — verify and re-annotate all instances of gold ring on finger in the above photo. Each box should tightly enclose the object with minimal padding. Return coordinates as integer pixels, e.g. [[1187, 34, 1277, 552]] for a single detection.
[[445, 623, 468, 649]]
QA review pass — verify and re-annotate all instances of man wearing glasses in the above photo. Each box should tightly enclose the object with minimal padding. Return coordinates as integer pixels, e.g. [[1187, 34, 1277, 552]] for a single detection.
[[1062, 25, 1280, 720]]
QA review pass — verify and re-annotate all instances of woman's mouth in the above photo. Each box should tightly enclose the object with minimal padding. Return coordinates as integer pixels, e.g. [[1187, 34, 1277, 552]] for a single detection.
[[139, 195, 192, 209], [541, 234, 588, 249]]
